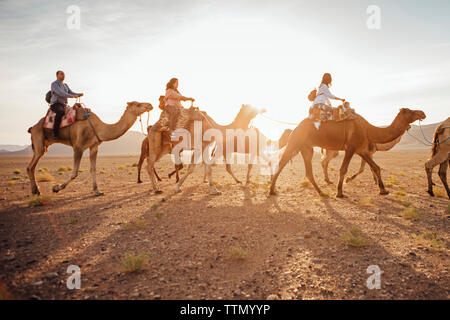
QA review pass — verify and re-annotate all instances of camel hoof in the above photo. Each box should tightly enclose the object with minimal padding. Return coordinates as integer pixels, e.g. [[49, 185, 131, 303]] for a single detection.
[[427, 190, 435, 197], [345, 178, 352, 183], [173, 186, 181, 193], [31, 187, 40, 195], [137, 180, 142, 184], [95, 191, 104, 197], [52, 185, 60, 193], [210, 186, 221, 195], [155, 190, 163, 195], [379, 190, 389, 196], [336, 193, 345, 198], [269, 189, 278, 196], [325, 179, 333, 185]]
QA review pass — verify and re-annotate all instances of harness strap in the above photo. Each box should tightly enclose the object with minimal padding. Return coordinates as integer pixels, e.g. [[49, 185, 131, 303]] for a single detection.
[[87, 116, 102, 143]]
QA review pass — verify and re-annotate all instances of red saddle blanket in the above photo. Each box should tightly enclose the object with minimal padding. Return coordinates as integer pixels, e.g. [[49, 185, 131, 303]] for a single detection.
[[43, 106, 77, 129]]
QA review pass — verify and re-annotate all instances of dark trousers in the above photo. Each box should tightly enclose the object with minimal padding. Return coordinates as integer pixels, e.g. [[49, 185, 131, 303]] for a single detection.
[[50, 103, 66, 136], [165, 105, 180, 130]]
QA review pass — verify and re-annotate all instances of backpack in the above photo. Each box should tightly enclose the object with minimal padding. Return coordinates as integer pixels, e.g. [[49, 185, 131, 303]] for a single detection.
[[45, 91, 52, 104], [308, 89, 317, 102]]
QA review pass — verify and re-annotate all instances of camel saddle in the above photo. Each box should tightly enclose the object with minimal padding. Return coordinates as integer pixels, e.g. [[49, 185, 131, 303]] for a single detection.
[[309, 101, 356, 122], [43, 103, 90, 129]]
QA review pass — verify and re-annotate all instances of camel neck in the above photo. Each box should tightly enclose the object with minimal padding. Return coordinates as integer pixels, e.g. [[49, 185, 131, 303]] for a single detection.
[[88, 110, 137, 141], [367, 113, 408, 144]]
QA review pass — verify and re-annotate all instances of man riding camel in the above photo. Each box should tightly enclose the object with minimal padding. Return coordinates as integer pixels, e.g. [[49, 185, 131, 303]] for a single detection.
[[50, 70, 83, 138]]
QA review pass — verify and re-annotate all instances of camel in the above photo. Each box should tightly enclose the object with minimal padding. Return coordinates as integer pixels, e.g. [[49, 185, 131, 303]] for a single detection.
[[27, 101, 153, 196], [198, 126, 293, 185], [146, 106, 206, 194], [269, 108, 426, 198], [425, 117, 450, 199], [321, 127, 409, 184], [173, 105, 262, 194]]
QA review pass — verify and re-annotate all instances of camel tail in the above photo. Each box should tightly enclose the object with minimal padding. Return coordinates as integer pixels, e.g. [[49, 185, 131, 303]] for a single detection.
[[431, 124, 444, 156], [28, 127, 32, 133]]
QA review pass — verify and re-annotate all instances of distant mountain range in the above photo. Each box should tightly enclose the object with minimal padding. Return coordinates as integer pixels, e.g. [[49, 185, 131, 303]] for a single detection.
[[0, 122, 442, 157]]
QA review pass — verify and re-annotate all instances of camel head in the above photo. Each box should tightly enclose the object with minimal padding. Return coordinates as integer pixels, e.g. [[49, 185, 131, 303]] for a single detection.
[[239, 104, 264, 122], [126, 101, 153, 117], [398, 108, 426, 124]]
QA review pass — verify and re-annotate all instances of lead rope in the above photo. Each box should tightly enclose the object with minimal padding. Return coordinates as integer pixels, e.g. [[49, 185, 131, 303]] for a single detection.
[[406, 120, 450, 146], [259, 113, 298, 126]]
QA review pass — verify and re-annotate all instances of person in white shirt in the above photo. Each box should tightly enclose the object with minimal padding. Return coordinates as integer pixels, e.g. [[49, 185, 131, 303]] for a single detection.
[[310, 73, 345, 122]]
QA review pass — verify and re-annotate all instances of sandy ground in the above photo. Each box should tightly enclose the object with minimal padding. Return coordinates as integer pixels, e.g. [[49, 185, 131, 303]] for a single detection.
[[0, 150, 448, 300]]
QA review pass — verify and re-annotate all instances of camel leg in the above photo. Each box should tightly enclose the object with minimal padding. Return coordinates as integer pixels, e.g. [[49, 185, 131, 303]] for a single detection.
[[321, 150, 338, 184], [174, 154, 196, 193], [425, 152, 449, 197], [336, 149, 355, 198], [245, 164, 253, 185], [205, 163, 221, 195], [53, 149, 83, 193], [269, 144, 300, 196], [153, 168, 162, 182], [346, 157, 367, 183], [137, 149, 146, 184], [438, 160, 449, 199], [358, 152, 388, 195], [27, 143, 46, 195], [302, 147, 324, 196], [89, 145, 103, 196], [147, 153, 162, 194], [225, 164, 242, 184], [203, 164, 207, 183]]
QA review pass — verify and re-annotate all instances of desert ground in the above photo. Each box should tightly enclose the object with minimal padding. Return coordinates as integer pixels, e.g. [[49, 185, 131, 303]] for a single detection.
[[0, 150, 448, 300]]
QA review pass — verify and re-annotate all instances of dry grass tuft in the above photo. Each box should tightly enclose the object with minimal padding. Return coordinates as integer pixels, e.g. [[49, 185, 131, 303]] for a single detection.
[[401, 207, 421, 221], [13, 169, 21, 175], [446, 203, 450, 215], [120, 252, 148, 273], [229, 246, 248, 260], [413, 231, 446, 250], [340, 227, 370, 247], [300, 180, 311, 188], [358, 196, 373, 207], [433, 187, 446, 198], [36, 173, 55, 182], [27, 195, 53, 207]]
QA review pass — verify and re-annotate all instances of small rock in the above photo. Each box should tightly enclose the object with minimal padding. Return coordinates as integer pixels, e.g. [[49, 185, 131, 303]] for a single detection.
[[32, 281, 43, 286], [44, 272, 58, 279], [234, 289, 241, 296], [267, 294, 278, 300]]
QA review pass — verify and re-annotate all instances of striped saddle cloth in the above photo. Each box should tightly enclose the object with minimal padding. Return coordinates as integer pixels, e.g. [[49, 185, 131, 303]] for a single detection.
[[43, 105, 77, 129]]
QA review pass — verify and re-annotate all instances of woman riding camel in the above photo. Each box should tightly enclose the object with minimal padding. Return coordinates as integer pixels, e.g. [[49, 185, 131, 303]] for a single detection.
[[309, 73, 345, 126], [163, 78, 195, 131]]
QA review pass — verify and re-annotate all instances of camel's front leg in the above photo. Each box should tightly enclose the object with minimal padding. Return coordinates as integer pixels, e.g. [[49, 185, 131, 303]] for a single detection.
[[27, 144, 45, 195], [359, 152, 388, 195], [346, 157, 367, 183], [438, 160, 450, 199], [147, 154, 162, 194], [53, 149, 83, 193], [321, 150, 338, 184], [225, 164, 242, 184], [89, 145, 103, 196], [336, 148, 355, 198]]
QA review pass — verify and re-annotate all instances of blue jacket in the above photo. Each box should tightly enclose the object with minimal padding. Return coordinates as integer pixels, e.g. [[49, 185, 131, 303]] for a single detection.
[[50, 80, 80, 105]]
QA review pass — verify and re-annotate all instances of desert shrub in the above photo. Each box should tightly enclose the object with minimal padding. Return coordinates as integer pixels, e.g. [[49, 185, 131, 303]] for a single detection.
[[58, 166, 69, 172], [300, 180, 311, 188], [358, 196, 373, 207], [38, 167, 48, 172], [120, 253, 148, 273], [229, 246, 248, 260], [13, 169, 21, 175], [11, 176, 20, 181], [413, 231, 446, 250], [27, 195, 53, 207], [340, 227, 370, 247], [155, 212, 164, 220], [433, 187, 446, 198], [401, 207, 421, 221], [7, 181, 15, 186], [36, 173, 55, 182]]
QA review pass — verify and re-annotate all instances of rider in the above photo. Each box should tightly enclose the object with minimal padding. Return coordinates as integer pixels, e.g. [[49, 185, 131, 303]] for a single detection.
[[50, 70, 83, 138], [310, 73, 345, 125], [163, 78, 195, 131]]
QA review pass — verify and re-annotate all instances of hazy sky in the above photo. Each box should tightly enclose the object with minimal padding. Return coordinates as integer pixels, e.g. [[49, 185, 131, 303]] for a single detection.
[[1, 0, 449, 144]]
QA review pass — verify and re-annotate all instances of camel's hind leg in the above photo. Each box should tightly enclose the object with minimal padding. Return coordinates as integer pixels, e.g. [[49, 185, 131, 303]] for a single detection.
[[174, 154, 196, 193], [53, 148, 83, 193], [205, 164, 221, 195], [321, 150, 338, 184], [302, 147, 324, 197], [147, 153, 162, 194], [225, 164, 242, 184], [89, 145, 103, 196], [346, 157, 367, 183], [137, 146, 147, 183], [425, 151, 449, 197], [358, 152, 388, 195], [27, 141, 46, 195], [438, 160, 449, 199]]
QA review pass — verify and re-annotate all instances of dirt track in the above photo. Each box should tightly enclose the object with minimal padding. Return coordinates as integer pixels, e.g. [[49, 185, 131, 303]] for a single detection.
[[0, 150, 448, 300]]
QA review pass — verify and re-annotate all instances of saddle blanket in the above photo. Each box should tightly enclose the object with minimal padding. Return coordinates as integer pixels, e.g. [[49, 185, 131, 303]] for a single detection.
[[43, 105, 77, 129]]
